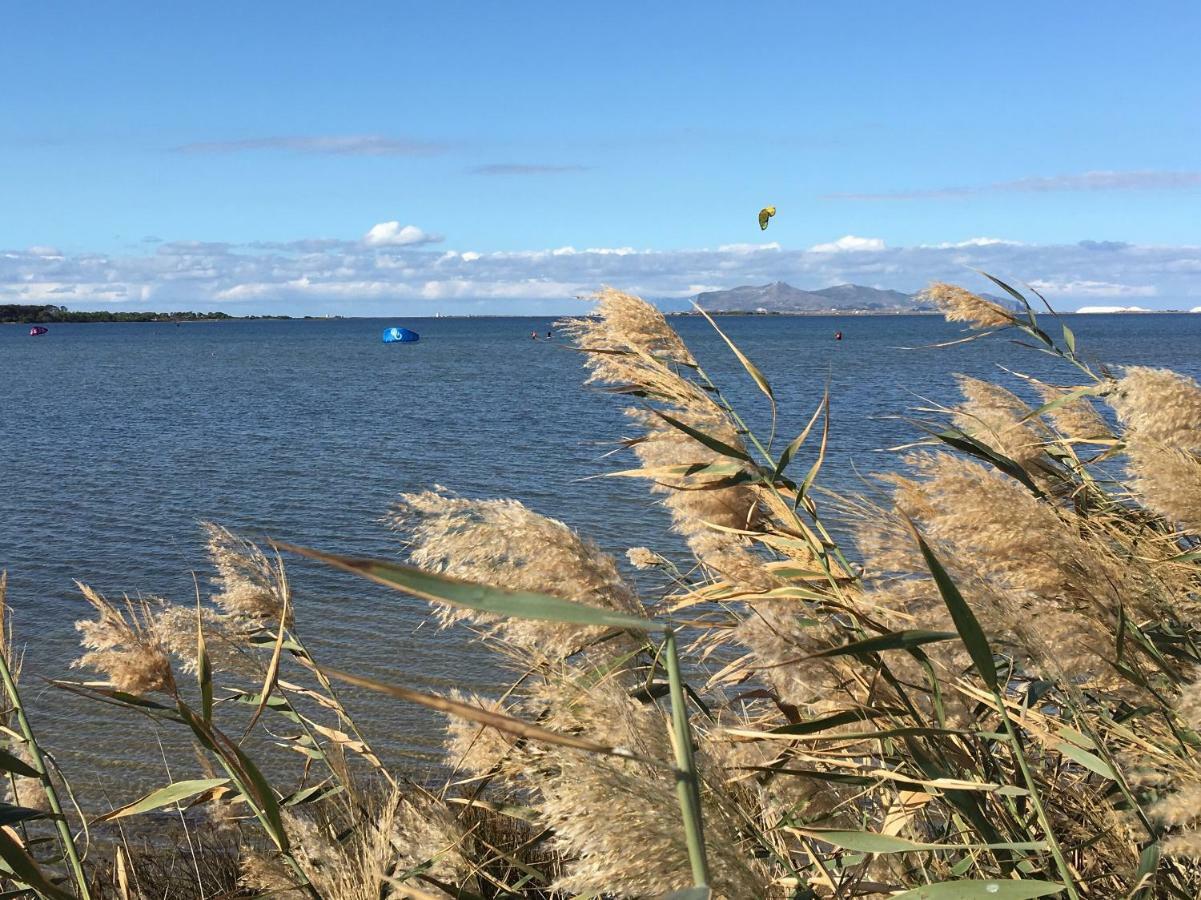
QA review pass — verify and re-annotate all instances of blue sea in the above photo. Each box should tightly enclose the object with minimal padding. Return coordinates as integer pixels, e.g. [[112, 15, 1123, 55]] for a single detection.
[[3, 313, 1200, 793]]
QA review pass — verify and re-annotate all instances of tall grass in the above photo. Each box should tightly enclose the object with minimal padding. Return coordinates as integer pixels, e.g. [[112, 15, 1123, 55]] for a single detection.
[[2, 280, 1201, 898]]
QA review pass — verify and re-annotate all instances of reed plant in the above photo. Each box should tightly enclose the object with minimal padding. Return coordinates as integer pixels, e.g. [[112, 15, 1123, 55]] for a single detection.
[[2, 278, 1201, 898]]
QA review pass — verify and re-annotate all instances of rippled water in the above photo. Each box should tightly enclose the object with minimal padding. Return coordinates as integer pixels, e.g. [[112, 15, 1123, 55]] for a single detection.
[[3, 313, 1200, 795]]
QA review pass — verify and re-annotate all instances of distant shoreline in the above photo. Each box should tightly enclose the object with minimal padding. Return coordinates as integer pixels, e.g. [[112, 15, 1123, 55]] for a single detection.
[[670, 308, 1199, 317], [0, 304, 291, 324], [3, 309, 1198, 324]]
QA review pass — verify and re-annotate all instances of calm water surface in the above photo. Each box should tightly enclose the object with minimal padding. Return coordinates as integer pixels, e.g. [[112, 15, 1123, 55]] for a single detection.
[[3, 313, 1200, 795]]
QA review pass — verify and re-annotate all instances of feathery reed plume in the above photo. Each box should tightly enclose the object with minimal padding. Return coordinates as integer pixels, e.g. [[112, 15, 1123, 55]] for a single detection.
[[857, 453, 1153, 693], [1109, 367, 1201, 449], [73, 582, 174, 695], [244, 791, 479, 899], [389, 793, 480, 894], [2, 738, 48, 812], [540, 752, 771, 898], [626, 546, 659, 570], [922, 281, 1017, 329], [731, 598, 849, 710], [443, 689, 526, 778], [563, 286, 696, 382], [629, 407, 772, 588], [563, 289, 772, 588], [204, 522, 291, 626], [154, 603, 256, 677], [239, 852, 297, 895], [389, 489, 645, 655], [1033, 379, 1113, 442], [1108, 367, 1201, 529], [1155, 681, 1201, 858], [953, 375, 1047, 470]]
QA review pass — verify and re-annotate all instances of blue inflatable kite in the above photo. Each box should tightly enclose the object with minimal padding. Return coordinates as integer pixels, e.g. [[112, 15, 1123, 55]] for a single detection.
[[382, 327, 420, 343]]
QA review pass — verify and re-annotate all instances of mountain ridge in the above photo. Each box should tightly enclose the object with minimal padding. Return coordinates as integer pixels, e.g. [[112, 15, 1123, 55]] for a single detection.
[[684, 281, 932, 314]]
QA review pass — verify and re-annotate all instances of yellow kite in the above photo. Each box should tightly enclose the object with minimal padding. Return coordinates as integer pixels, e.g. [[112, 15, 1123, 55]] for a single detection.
[[758, 206, 776, 230]]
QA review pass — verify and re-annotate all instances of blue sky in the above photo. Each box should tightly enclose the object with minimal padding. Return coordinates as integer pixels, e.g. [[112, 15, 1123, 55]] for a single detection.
[[3, 2, 1199, 314]]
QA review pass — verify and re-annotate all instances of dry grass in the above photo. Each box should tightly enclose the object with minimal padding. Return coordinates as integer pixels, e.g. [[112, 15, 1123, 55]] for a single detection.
[[3, 278, 1201, 898]]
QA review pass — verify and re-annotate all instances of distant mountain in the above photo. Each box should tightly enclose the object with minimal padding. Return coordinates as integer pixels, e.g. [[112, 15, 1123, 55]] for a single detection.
[[690, 281, 928, 314]]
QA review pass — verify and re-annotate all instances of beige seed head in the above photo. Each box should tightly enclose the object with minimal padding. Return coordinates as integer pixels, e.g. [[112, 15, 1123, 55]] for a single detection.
[[203, 522, 291, 626], [953, 375, 1046, 470], [73, 583, 174, 695], [922, 282, 1017, 329], [389, 489, 645, 656], [1109, 367, 1201, 449], [626, 546, 659, 570], [1109, 368, 1201, 529], [1033, 380, 1112, 441]]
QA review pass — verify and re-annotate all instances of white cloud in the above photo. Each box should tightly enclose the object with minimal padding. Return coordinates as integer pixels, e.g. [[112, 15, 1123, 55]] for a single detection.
[[809, 235, 887, 253], [1028, 279, 1157, 297], [362, 221, 438, 247], [4, 226, 1201, 316], [717, 242, 781, 253], [923, 237, 1021, 249]]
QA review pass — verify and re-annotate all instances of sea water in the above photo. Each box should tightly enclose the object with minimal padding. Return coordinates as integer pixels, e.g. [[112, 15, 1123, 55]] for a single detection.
[[2, 313, 1199, 791]]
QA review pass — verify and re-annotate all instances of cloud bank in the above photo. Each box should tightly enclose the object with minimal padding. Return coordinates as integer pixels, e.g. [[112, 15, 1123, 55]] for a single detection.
[[3, 228, 1199, 316]]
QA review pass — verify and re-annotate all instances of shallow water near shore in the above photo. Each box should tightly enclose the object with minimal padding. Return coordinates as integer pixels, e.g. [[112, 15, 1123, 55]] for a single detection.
[[3, 312, 1200, 797]]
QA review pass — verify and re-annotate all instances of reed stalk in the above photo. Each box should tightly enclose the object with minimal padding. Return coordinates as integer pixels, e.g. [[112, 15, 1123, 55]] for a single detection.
[[0, 573, 92, 900]]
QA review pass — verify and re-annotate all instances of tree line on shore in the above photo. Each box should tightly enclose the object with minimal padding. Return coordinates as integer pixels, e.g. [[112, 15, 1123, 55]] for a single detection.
[[0, 304, 294, 323]]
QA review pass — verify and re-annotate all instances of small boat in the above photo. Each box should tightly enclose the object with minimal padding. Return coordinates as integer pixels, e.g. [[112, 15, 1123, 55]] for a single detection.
[[382, 327, 420, 344], [29, 326, 48, 337]]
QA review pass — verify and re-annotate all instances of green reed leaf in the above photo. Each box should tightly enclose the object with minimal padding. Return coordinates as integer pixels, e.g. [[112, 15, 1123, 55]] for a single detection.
[[324, 667, 654, 762], [278, 543, 661, 632], [928, 426, 1044, 497], [891, 879, 1064, 899], [0, 828, 75, 900], [807, 629, 958, 659], [693, 304, 776, 443], [650, 409, 753, 462], [1052, 741, 1116, 780], [195, 600, 213, 726], [664, 628, 710, 888], [775, 392, 827, 478], [177, 702, 290, 852], [281, 782, 343, 807], [97, 777, 231, 822], [0, 747, 40, 779], [907, 522, 998, 691], [246, 590, 289, 736], [800, 830, 1048, 854], [1018, 383, 1104, 427], [0, 802, 47, 827], [768, 706, 904, 736]]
